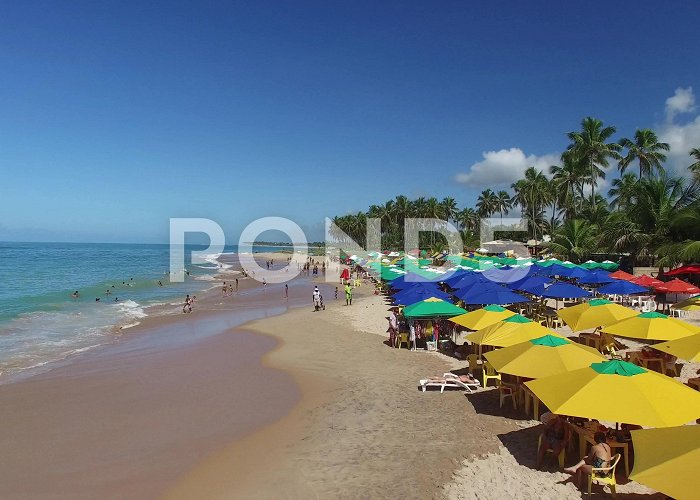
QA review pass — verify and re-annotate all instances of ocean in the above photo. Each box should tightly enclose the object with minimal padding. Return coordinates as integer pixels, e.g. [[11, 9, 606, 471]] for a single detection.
[[0, 242, 287, 380]]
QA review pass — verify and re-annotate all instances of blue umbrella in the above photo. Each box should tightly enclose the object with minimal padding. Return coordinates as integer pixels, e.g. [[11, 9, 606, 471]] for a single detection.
[[539, 282, 591, 299], [597, 280, 648, 295], [577, 272, 615, 285], [543, 264, 570, 277], [443, 270, 473, 287], [566, 267, 592, 279], [481, 265, 536, 285], [389, 273, 443, 288], [449, 273, 490, 290], [511, 276, 553, 292], [458, 285, 530, 305], [392, 287, 452, 305]]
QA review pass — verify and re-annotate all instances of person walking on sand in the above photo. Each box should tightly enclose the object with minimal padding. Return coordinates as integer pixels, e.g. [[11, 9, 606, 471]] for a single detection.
[[335, 286, 338, 300], [262, 278, 267, 287], [285, 283, 288, 299], [344, 283, 353, 306], [312, 286, 322, 311], [235, 278, 239, 291]]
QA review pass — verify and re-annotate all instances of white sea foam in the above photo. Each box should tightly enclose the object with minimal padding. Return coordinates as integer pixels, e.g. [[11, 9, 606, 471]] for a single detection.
[[194, 274, 217, 281]]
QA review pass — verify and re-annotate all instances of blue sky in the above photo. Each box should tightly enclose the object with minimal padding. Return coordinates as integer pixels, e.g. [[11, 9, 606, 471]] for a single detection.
[[1, 1, 699, 243]]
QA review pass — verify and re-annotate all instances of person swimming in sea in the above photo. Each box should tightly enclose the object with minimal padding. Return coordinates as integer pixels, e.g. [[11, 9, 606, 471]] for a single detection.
[[72, 291, 79, 298]]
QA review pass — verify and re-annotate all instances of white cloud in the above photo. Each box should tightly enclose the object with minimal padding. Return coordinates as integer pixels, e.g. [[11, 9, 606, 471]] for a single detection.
[[659, 87, 700, 174], [455, 148, 559, 187], [665, 86, 696, 121]]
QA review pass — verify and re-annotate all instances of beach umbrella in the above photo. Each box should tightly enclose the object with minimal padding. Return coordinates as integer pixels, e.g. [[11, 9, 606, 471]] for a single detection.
[[654, 333, 700, 362], [565, 266, 593, 279], [608, 269, 635, 281], [632, 274, 663, 287], [602, 311, 699, 341], [539, 282, 591, 299], [510, 275, 552, 292], [557, 298, 637, 332], [542, 264, 570, 277], [672, 295, 700, 311], [596, 280, 648, 296], [630, 425, 700, 500], [391, 287, 452, 306], [524, 360, 700, 427], [655, 278, 700, 294], [449, 305, 516, 331], [576, 272, 615, 285], [457, 285, 530, 305], [484, 334, 605, 379], [599, 260, 619, 271], [402, 297, 467, 319], [665, 264, 700, 276], [581, 260, 602, 270], [389, 273, 444, 289], [465, 314, 558, 347]]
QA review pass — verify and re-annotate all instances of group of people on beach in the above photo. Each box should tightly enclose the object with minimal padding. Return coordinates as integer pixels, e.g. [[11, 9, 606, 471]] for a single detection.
[[182, 295, 195, 313], [221, 280, 239, 297]]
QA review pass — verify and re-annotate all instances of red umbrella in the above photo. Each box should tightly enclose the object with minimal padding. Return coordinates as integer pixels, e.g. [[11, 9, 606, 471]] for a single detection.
[[666, 264, 700, 276], [609, 270, 635, 281], [655, 278, 700, 294], [633, 274, 663, 287]]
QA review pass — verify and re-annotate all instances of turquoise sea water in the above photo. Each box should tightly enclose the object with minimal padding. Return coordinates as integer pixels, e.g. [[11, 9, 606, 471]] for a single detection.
[[0, 242, 285, 379]]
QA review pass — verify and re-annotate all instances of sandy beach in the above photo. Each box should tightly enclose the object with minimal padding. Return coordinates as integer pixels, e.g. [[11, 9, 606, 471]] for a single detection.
[[0, 253, 692, 499]]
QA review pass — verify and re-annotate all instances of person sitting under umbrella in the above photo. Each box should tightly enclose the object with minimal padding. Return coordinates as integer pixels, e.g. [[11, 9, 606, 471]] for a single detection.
[[536, 413, 569, 469], [564, 431, 612, 488]]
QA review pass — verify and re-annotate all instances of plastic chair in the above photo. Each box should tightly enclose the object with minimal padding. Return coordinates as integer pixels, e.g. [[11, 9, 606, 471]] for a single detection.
[[588, 453, 621, 498], [396, 333, 409, 349], [498, 382, 517, 409], [482, 361, 501, 388], [466, 354, 480, 374], [537, 434, 566, 470]]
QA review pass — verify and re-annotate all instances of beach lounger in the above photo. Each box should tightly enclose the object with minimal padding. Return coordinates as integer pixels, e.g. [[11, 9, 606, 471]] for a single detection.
[[418, 373, 481, 393]]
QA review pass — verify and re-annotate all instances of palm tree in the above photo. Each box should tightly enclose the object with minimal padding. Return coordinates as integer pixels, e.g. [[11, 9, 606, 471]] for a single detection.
[[563, 117, 621, 208], [690, 148, 700, 180], [608, 173, 639, 211], [600, 172, 699, 267], [457, 207, 479, 234], [440, 197, 458, 223], [511, 167, 550, 240], [618, 129, 669, 178], [547, 219, 598, 262], [476, 189, 498, 218], [550, 157, 588, 219], [494, 191, 512, 222]]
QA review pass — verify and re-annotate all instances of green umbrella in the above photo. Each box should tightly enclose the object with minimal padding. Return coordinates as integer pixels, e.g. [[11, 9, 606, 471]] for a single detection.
[[403, 297, 467, 318]]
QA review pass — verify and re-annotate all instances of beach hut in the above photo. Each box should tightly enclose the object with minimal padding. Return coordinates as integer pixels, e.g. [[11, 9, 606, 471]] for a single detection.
[[630, 425, 700, 500], [524, 359, 700, 427]]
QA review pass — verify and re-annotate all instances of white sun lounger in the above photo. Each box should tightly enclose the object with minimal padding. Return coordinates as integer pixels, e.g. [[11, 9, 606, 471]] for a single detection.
[[419, 373, 481, 393]]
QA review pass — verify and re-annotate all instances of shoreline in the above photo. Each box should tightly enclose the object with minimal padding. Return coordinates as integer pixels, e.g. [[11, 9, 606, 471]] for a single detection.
[[0, 252, 338, 498]]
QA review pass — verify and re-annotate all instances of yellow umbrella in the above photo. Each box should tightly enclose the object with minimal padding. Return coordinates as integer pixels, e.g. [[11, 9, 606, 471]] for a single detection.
[[630, 425, 700, 500], [654, 333, 700, 362], [602, 311, 699, 341], [557, 298, 637, 331], [484, 334, 604, 379], [450, 305, 516, 331], [525, 359, 700, 427], [672, 295, 700, 311], [465, 314, 558, 347]]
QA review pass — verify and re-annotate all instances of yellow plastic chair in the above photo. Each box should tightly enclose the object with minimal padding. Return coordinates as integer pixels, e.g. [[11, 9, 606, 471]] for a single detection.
[[537, 434, 566, 470], [482, 361, 501, 388], [466, 354, 480, 373], [353, 278, 362, 287], [396, 333, 409, 349], [498, 382, 517, 409], [588, 453, 621, 498]]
